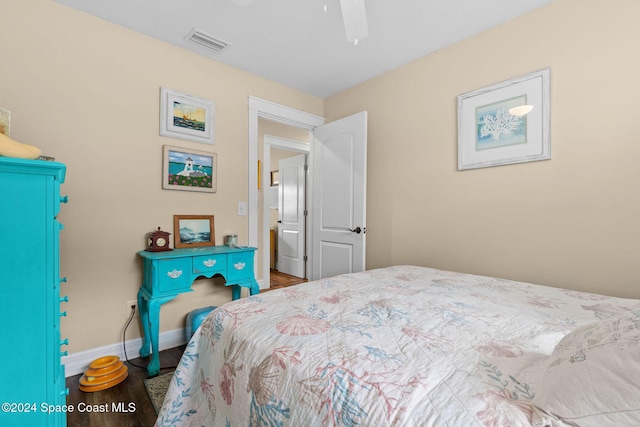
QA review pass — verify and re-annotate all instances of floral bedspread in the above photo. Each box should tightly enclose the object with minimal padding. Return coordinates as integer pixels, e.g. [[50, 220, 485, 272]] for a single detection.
[[155, 266, 640, 427]]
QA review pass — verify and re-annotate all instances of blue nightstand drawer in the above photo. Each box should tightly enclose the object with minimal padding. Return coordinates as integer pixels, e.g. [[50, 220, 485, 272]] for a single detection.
[[157, 259, 192, 293], [228, 252, 254, 282], [193, 254, 226, 275]]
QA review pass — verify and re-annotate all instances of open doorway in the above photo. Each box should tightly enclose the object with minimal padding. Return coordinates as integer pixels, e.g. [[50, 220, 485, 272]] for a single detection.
[[248, 97, 324, 291], [263, 135, 309, 285], [249, 97, 368, 291]]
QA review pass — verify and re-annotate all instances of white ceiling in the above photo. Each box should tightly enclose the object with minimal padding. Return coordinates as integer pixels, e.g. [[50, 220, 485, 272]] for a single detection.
[[54, 0, 556, 98]]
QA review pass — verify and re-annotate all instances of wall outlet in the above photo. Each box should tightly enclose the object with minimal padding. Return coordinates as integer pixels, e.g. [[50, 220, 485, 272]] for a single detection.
[[126, 300, 138, 318]]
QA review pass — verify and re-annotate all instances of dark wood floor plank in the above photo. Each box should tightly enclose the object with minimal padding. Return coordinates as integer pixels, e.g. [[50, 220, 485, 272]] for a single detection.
[[66, 346, 185, 427]]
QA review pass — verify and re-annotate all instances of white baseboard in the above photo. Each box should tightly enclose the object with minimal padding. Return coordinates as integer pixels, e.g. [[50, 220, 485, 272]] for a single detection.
[[62, 328, 187, 377]]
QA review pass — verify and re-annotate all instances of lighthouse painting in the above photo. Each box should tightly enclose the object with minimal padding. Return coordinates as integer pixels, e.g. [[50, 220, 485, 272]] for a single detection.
[[162, 145, 217, 193]]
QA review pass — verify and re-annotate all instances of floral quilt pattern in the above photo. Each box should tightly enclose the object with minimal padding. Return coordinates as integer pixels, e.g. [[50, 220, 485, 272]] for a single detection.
[[155, 266, 640, 427]]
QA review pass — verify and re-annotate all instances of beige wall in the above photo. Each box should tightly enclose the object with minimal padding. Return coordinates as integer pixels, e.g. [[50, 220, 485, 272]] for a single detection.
[[325, 0, 640, 298], [0, 0, 322, 353], [3, 0, 640, 358]]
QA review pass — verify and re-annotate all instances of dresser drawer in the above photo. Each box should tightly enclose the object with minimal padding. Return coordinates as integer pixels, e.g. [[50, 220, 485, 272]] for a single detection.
[[193, 254, 226, 276], [227, 252, 254, 282], [157, 259, 192, 293]]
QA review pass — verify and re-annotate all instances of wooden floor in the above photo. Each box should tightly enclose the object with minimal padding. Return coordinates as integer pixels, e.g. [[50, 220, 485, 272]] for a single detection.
[[65, 270, 303, 426], [66, 346, 186, 427], [265, 269, 307, 290]]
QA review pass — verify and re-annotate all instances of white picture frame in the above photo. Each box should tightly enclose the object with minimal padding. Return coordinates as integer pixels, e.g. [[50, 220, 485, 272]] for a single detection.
[[457, 68, 550, 170], [160, 87, 215, 145]]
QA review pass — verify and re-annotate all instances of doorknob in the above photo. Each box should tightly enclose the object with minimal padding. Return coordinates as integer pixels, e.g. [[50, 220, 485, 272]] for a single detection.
[[348, 226, 363, 234]]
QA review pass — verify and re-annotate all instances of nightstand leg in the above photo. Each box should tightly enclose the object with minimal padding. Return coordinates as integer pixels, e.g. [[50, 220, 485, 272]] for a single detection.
[[249, 280, 260, 295], [147, 298, 162, 377], [138, 289, 151, 357], [145, 295, 177, 377], [231, 284, 241, 300]]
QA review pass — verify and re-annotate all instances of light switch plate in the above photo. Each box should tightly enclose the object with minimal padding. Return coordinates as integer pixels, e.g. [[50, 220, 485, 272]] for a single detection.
[[237, 201, 247, 216]]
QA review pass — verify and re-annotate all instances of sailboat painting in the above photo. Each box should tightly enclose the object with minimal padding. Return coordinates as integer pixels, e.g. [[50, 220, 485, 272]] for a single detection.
[[173, 101, 206, 132], [160, 87, 215, 144]]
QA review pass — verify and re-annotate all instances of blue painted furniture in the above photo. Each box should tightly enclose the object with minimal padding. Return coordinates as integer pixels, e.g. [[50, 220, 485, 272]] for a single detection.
[[0, 157, 68, 427], [186, 306, 217, 340], [137, 246, 259, 376]]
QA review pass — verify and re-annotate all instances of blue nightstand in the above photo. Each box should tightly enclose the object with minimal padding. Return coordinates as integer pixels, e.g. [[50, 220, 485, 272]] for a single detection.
[[137, 246, 259, 376]]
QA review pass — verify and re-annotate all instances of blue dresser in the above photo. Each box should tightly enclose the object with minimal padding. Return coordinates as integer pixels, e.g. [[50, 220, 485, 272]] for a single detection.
[[137, 246, 259, 376], [0, 157, 68, 426]]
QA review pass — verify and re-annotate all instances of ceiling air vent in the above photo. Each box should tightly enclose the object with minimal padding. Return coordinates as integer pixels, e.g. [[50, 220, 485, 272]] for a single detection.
[[185, 28, 231, 53]]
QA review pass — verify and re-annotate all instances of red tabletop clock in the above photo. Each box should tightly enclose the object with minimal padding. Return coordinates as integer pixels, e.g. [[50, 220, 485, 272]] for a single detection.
[[146, 227, 172, 252]]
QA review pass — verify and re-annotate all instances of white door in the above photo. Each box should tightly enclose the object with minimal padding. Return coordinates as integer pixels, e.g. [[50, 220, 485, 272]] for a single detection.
[[311, 111, 367, 280], [277, 154, 307, 278]]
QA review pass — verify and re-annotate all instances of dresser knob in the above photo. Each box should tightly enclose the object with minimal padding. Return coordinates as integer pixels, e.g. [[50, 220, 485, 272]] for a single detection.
[[60, 196, 69, 204], [60, 277, 67, 283], [203, 259, 217, 267], [60, 311, 67, 317], [60, 338, 69, 346], [59, 223, 65, 230], [60, 351, 68, 357], [234, 262, 246, 270], [60, 295, 69, 303], [60, 388, 69, 396]]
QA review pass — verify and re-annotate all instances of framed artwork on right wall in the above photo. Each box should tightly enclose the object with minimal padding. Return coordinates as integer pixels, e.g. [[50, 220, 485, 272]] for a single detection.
[[457, 68, 551, 171]]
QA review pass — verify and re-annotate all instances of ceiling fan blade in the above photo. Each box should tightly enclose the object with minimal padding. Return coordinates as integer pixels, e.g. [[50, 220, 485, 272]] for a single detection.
[[339, 0, 368, 43]]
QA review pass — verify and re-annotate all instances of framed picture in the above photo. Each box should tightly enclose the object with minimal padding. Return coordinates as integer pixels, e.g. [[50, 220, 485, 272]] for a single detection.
[[160, 87, 215, 145], [163, 145, 217, 193], [457, 68, 550, 170], [0, 107, 10, 136], [270, 170, 279, 186], [173, 215, 215, 248]]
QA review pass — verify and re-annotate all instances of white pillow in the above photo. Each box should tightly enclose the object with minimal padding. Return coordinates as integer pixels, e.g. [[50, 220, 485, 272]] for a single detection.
[[531, 313, 640, 427]]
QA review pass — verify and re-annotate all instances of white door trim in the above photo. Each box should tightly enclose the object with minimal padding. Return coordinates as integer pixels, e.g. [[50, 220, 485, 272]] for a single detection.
[[262, 135, 310, 289], [248, 96, 324, 289]]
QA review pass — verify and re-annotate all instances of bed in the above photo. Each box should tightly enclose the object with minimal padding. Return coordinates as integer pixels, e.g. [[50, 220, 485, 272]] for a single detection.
[[155, 266, 640, 426]]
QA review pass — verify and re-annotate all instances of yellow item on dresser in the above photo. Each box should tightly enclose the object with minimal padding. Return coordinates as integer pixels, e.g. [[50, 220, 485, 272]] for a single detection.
[[0, 132, 41, 159]]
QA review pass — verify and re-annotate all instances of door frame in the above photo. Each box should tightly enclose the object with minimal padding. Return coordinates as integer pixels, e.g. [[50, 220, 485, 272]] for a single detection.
[[262, 135, 310, 289], [248, 96, 324, 289]]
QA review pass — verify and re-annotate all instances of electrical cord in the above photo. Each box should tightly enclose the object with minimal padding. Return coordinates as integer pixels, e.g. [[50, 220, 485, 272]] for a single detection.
[[122, 305, 146, 370], [122, 304, 177, 371]]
